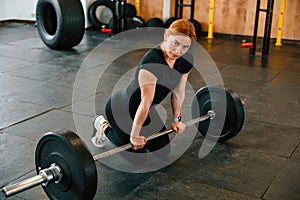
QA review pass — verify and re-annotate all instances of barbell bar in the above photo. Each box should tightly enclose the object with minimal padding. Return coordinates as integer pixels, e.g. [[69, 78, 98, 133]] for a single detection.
[[93, 110, 215, 160], [1, 86, 245, 200], [2, 110, 215, 197]]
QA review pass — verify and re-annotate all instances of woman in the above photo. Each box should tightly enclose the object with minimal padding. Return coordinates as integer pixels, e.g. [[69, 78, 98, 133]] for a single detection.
[[91, 19, 197, 157]]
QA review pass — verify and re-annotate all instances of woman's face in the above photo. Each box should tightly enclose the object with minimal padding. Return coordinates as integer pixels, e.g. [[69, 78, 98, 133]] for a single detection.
[[164, 33, 192, 60]]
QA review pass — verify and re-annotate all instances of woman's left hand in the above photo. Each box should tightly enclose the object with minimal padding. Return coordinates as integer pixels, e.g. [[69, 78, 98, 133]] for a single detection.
[[172, 121, 185, 134]]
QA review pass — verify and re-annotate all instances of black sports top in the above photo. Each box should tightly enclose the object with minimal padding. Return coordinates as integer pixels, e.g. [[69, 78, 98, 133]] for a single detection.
[[125, 46, 193, 113]]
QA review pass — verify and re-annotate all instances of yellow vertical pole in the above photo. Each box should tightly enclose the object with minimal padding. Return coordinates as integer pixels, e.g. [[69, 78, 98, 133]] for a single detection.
[[135, 0, 141, 16], [207, 0, 215, 39], [275, 0, 286, 46]]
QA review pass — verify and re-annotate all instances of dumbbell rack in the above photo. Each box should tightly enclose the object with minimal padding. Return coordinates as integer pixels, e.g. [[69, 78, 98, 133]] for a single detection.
[[174, 0, 196, 21]]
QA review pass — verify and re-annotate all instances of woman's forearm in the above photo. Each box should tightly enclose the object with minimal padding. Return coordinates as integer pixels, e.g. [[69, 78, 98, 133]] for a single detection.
[[131, 101, 150, 137], [132, 69, 157, 137], [171, 92, 185, 118]]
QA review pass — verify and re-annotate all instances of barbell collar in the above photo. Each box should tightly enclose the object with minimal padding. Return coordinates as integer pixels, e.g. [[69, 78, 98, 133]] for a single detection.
[[40, 163, 63, 185]]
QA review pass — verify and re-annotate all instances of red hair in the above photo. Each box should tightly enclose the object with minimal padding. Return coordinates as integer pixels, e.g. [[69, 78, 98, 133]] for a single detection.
[[167, 19, 197, 41]]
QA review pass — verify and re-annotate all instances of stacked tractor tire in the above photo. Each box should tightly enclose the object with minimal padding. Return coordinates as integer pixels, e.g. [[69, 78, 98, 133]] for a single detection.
[[35, 0, 201, 50]]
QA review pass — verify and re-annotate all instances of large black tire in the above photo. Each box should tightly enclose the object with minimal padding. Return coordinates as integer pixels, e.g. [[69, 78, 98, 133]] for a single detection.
[[36, 0, 85, 50], [88, 0, 114, 29]]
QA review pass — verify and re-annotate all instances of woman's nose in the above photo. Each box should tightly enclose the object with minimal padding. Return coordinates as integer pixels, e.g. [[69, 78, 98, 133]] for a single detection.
[[174, 46, 181, 54]]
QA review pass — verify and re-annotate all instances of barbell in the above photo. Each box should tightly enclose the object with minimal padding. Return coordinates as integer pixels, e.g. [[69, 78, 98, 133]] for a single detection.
[[1, 86, 245, 200]]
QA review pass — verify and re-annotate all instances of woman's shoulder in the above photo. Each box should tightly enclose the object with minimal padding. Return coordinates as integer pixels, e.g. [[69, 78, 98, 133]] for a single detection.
[[140, 46, 164, 65], [175, 52, 194, 74], [180, 51, 193, 64]]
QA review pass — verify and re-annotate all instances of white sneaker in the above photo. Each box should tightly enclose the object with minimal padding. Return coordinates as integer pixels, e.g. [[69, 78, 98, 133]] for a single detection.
[[91, 115, 108, 148]]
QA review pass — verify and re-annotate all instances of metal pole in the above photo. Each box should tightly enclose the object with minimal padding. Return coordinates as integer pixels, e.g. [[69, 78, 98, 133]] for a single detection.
[[190, 0, 195, 21], [135, 0, 140, 17], [207, 0, 215, 39], [275, 0, 286, 46], [250, 0, 261, 55], [121, 0, 127, 31], [175, 0, 179, 18], [179, 0, 183, 18], [117, 0, 122, 32], [262, 0, 275, 56], [112, 0, 118, 34]]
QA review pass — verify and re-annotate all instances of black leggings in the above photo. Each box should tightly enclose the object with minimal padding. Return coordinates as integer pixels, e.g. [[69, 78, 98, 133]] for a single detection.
[[104, 93, 170, 154]]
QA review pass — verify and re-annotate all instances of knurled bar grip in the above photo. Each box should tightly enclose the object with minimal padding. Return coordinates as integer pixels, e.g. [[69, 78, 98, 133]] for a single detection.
[[92, 110, 215, 160]]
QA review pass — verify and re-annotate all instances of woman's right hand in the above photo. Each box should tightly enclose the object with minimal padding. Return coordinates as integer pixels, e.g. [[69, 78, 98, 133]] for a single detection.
[[130, 135, 147, 150]]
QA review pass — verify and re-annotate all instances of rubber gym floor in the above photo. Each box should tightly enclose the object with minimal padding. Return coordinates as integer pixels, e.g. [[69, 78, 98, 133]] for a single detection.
[[0, 22, 299, 200]]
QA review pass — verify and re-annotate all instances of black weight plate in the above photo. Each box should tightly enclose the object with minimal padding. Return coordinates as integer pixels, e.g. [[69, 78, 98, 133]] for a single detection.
[[190, 19, 202, 38], [164, 17, 179, 28], [131, 16, 145, 27], [192, 86, 245, 142], [35, 129, 97, 200], [125, 3, 137, 18], [146, 17, 165, 27]]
